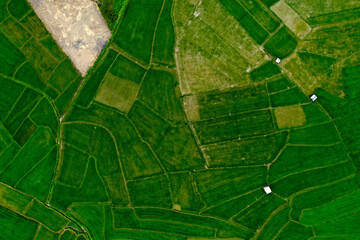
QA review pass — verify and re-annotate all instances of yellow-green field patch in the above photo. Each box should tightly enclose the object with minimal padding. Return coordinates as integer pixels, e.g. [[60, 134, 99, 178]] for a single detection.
[[271, 0, 312, 39], [183, 95, 200, 121], [95, 72, 139, 112], [274, 105, 306, 128], [174, 0, 266, 95]]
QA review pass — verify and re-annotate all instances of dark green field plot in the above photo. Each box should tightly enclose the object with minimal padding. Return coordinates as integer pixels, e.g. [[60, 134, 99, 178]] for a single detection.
[[203, 131, 287, 167], [7, 0, 31, 20], [138, 69, 184, 123], [264, 26, 298, 58], [193, 109, 274, 144], [269, 143, 350, 182], [195, 166, 267, 205], [128, 175, 172, 208], [152, 0, 175, 66], [250, 61, 282, 82], [0, 77, 24, 121], [270, 87, 310, 107], [0, 33, 26, 76], [113, 0, 163, 65], [40, 34, 67, 61], [267, 76, 295, 93], [47, 59, 79, 93], [218, 0, 269, 45], [237, 0, 280, 32], [190, 84, 269, 121], [14, 61, 48, 93], [21, 38, 59, 80], [271, 160, 356, 198]]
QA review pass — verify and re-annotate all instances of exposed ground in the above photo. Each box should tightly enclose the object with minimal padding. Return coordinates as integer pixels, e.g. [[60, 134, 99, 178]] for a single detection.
[[28, 0, 111, 76]]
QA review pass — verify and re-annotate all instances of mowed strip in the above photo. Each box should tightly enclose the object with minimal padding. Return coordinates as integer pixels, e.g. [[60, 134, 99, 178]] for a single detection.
[[271, 0, 311, 39]]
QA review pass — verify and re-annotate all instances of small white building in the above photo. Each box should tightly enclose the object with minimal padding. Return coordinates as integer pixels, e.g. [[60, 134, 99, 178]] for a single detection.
[[310, 94, 318, 101], [263, 186, 272, 194], [275, 58, 281, 64]]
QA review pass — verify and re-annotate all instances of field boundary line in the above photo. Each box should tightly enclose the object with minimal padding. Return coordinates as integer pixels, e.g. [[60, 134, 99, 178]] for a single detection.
[[61, 120, 132, 204], [270, 158, 353, 186], [253, 203, 289, 240], [1, 84, 27, 124], [13, 145, 56, 188], [148, 0, 166, 67], [10, 96, 44, 138], [133, 205, 252, 232], [231, 194, 266, 221]]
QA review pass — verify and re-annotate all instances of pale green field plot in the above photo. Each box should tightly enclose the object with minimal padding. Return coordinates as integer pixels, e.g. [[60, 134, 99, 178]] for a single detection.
[[286, 0, 360, 20], [271, 0, 312, 39], [174, 0, 266, 95], [95, 72, 139, 112], [274, 105, 306, 129]]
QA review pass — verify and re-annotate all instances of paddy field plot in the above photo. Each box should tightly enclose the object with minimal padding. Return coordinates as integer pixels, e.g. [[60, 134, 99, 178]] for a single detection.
[[1, 0, 360, 239]]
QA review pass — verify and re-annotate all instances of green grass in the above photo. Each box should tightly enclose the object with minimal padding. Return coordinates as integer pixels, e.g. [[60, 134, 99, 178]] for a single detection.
[[58, 144, 89, 187], [152, 0, 175, 66], [269, 143, 350, 182], [250, 61, 282, 82], [193, 84, 269, 120], [0, 206, 38, 240], [113, 0, 163, 65], [270, 87, 310, 107], [0, 33, 26, 76], [257, 206, 290, 239], [25, 199, 70, 232], [267, 76, 295, 93], [0, 17, 31, 47], [314, 211, 360, 236], [0, 77, 24, 121], [16, 148, 57, 202], [275, 221, 313, 239], [237, 0, 280, 32], [0, 127, 55, 186], [138, 69, 184, 123], [3, 88, 42, 135], [218, 0, 269, 44], [54, 76, 82, 116], [128, 176, 172, 208], [13, 118, 37, 146], [7, 0, 31, 20], [19, 11, 48, 40], [202, 189, 264, 219], [301, 189, 360, 225], [47, 59, 79, 93], [40, 35, 67, 61], [264, 26, 298, 58], [14, 61, 48, 92], [30, 98, 59, 136], [76, 49, 117, 107], [195, 166, 267, 205], [203, 132, 287, 167], [289, 122, 341, 144], [50, 158, 108, 211], [108, 54, 146, 84], [271, 160, 356, 197], [234, 194, 286, 230], [193, 110, 274, 144], [21, 38, 58, 80], [155, 125, 204, 171], [168, 172, 205, 211]]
